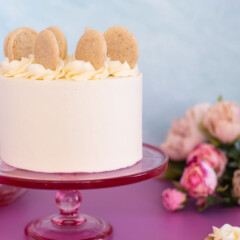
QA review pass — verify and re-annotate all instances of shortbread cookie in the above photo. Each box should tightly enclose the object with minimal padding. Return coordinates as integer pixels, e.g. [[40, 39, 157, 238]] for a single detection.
[[75, 29, 107, 70], [4, 31, 14, 57], [47, 26, 67, 59], [104, 26, 139, 68], [23, 27, 38, 37], [35, 29, 59, 70], [4, 27, 37, 58], [6, 28, 36, 61]]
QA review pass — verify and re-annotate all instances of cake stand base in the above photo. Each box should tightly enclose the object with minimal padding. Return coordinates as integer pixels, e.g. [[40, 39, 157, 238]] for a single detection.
[[25, 190, 112, 240], [25, 214, 112, 240]]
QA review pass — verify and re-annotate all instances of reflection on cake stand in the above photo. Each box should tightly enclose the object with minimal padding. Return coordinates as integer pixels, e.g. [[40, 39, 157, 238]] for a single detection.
[[0, 143, 168, 240], [0, 184, 26, 206]]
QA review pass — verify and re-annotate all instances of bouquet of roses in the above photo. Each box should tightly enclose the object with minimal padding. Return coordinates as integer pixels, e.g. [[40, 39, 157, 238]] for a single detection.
[[160, 99, 240, 211]]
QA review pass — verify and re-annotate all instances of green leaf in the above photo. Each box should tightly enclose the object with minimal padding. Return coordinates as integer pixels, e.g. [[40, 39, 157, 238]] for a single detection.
[[198, 194, 229, 211], [216, 185, 229, 193], [217, 95, 223, 102], [162, 160, 186, 181], [210, 138, 221, 148], [234, 140, 240, 151], [172, 181, 188, 194], [199, 123, 212, 138]]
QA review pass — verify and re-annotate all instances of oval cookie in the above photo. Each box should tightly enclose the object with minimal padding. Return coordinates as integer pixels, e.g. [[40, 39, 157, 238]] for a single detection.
[[22, 27, 38, 38], [35, 29, 59, 70], [75, 29, 107, 70], [7, 28, 36, 61], [104, 26, 139, 68], [4, 30, 15, 57], [4, 27, 37, 58], [47, 26, 67, 59]]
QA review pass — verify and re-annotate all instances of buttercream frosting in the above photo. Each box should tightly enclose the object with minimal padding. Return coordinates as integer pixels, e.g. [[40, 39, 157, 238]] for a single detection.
[[0, 55, 34, 78], [108, 60, 139, 77], [0, 55, 139, 80], [26, 59, 65, 80]]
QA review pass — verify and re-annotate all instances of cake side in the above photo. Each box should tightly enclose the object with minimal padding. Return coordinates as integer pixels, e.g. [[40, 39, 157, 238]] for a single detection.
[[0, 75, 142, 172]]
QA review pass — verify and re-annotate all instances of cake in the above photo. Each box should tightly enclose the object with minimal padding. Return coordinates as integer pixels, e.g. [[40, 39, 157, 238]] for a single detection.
[[0, 26, 142, 173]]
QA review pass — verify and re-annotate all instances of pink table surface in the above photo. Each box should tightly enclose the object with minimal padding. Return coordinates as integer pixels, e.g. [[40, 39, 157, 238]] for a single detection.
[[0, 179, 239, 240]]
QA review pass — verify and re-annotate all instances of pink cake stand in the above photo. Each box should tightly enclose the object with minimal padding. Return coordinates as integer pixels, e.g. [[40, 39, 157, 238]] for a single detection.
[[0, 143, 168, 240]]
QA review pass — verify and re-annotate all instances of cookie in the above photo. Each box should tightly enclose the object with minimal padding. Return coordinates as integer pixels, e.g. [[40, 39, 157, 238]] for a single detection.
[[22, 27, 38, 37], [104, 26, 139, 68], [35, 29, 59, 70], [6, 28, 36, 61], [4, 27, 37, 58], [75, 29, 107, 70], [47, 26, 67, 59], [4, 30, 15, 57]]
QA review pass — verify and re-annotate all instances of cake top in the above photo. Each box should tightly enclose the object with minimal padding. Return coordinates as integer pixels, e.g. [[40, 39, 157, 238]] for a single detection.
[[0, 26, 140, 80]]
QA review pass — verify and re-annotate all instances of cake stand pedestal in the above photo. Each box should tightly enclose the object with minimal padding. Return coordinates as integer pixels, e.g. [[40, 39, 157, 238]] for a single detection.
[[0, 143, 168, 240]]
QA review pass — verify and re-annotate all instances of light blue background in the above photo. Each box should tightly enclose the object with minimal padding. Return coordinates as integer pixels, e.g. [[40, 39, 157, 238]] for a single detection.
[[1, 0, 240, 146]]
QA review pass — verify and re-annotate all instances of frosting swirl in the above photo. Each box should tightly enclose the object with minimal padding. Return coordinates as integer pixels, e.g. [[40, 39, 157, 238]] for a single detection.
[[64, 60, 96, 81], [0, 55, 34, 78], [64, 59, 109, 81], [26, 59, 65, 80], [108, 60, 139, 77], [0, 55, 139, 80]]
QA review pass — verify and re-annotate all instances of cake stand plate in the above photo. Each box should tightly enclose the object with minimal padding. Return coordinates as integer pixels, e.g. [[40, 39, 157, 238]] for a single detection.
[[0, 143, 168, 240]]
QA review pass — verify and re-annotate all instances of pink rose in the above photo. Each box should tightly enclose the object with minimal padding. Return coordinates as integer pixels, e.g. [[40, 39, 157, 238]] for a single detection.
[[180, 161, 217, 198], [187, 143, 227, 178], [162, 188, 187, 211], [161, 103, 211, 161], [203, 101, 240, 143]]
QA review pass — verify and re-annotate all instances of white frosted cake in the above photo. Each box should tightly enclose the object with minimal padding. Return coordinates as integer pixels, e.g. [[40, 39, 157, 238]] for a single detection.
[[0, 25, 142, 173]]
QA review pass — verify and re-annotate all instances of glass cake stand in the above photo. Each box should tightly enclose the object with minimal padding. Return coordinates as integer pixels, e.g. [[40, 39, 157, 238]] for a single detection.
[[0, 143, 168, 240]]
